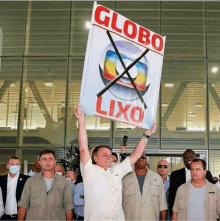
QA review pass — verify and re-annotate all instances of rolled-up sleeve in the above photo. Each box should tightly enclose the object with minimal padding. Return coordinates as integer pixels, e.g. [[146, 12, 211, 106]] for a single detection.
[[18, 179, 31, 209], [63, 181, 74, 211]]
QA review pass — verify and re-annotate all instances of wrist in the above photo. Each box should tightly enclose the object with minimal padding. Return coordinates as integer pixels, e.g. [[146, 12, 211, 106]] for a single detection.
[[143, 133, 150, 139], [144, 130, 152, 136]]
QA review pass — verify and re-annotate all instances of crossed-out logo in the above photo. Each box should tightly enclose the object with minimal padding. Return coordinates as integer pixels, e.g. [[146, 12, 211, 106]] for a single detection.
[[99, 41, 150, 101]]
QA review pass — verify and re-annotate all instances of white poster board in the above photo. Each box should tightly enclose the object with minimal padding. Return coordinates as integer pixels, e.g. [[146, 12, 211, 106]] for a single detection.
[[80, 2, 166, 129]]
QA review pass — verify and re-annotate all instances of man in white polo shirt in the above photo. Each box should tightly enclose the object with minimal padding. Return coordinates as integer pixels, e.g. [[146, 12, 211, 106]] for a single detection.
[[75, 104, 157, 221]]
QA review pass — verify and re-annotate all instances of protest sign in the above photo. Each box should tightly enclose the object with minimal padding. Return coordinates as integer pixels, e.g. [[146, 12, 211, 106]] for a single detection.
[[80, 2, 166, 129]]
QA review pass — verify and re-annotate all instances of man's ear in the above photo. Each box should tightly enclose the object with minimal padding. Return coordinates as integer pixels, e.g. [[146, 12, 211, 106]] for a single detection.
[[6, 163, 9, 170], [93, 155, 97, 163]]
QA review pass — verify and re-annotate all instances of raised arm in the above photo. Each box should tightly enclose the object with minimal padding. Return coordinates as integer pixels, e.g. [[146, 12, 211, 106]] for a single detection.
[[74, 104, 90, 166], [120, 141, 127, 162], [129, 123, 157, 166]]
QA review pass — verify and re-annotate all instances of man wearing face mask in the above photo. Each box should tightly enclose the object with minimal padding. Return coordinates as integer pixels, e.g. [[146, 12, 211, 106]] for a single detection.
[[0, 156, 29, 220], [168, 149, 215, 217], [54, 164, 65, 176]]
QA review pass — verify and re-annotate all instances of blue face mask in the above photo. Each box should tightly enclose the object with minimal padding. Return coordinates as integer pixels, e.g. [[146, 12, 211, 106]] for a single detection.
[[9, 165, 20, 175]]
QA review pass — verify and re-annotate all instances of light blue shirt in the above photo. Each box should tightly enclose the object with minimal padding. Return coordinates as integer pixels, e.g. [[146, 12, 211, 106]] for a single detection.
[[160, 175, 170, 221], [27, 170, 37, 176], [68, 180, 76, 198], [74, 182, 84, 217]]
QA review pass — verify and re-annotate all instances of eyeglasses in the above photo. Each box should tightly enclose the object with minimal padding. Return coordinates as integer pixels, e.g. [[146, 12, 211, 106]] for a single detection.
[[140, 156, 147, 160], [157, 165, 168, 169]]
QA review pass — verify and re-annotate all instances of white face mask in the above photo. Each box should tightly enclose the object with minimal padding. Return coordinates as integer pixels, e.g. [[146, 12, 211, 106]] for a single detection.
[[66, 177, 71, 182], [9, 165, 20, 175], [56, 172, 63, 176]]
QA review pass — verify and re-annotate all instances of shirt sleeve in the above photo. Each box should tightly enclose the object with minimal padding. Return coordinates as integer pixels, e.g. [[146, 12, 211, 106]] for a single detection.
[[63, 180, 74, 212], [80, 158, 95, 180], [114, 157, 132, 179], [0, 187, 4, 218], [74, 183, 84, 206], [18, 179, 31, 209], [172, 187, 180, 213], [217, 186, 220, 216]]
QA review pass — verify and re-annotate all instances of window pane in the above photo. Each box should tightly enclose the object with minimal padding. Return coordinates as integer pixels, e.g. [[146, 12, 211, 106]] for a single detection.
[[161, 59, 206, 149], [22, 58, 68, 147], [0, 2, 26, 56], [161, 2, 205, 57], [29, 1, 71, 56]]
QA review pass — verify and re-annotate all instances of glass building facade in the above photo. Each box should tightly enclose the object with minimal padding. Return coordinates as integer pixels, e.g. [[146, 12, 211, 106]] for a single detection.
[[0, 1, 220, 175]]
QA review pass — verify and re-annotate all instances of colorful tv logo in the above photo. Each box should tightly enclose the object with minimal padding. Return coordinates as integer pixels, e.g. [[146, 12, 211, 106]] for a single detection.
[[99, 41, 150, 101], [103, 50, 147, 91]]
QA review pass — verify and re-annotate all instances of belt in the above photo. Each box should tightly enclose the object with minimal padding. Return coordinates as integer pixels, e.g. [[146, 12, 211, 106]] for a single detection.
[[5, 214, 17, 218]]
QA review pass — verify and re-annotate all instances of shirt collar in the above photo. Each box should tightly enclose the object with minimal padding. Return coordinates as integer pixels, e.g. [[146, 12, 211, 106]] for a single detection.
[[8, 173, 19, 179], [40, 171, 57, 180], [185, 166, 190, 173], [166, 175, 170, 181]]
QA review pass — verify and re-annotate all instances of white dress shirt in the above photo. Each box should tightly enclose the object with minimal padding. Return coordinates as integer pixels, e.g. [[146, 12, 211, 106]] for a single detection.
[[5, 173, 19, 215], [185, 167, 191, 182], [0, 187, 4, 218], [80, 157, 132, 221]]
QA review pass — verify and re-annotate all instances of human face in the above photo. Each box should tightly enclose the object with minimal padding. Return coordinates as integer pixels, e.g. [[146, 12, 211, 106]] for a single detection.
[[135, 153, 147, 169], [112, 155, 118, 163], [7, 159, 21, 168], [190, 161, 206, 182], [39, 153, 56, 172], [94, 147, 113, 170], [66, 171, 77, 182], [6, 159, 21, 175], [157, 160, 169, 177], [183, 150, 196, 169], [33, 160, 41, 173], [54, 165, 65, 176]]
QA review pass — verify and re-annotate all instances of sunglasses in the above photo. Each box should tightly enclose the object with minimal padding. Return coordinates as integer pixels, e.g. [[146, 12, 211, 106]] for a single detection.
[[157, 165, 168, 169], [140, 156, 147, 160]]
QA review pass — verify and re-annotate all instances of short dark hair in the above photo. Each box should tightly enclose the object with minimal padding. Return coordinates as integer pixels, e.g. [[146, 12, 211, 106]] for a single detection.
[[7, 156, 20, 164], [191, 159, 206, 170], [39, 149, 56, 159], [93, 145, 112, 156], [183, 149, 196, 157], [112, 152, 118, 161]]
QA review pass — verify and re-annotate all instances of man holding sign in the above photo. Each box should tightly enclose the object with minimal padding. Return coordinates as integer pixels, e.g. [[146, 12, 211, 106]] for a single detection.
[[75, 104, 157, 221]]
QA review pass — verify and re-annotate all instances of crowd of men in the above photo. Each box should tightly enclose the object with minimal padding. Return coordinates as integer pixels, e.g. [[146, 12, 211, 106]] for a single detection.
[[0, 150, 84, 221], [0, 104, 220, 220]]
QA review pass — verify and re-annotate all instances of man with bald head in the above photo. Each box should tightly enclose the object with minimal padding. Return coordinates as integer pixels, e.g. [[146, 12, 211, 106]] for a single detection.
[[122, 152, 167, 221], [157, 160, 170, 220]]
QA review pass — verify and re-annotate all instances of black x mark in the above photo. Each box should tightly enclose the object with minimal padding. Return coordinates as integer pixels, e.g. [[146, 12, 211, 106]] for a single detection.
[[97, 31, 149, 109]]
